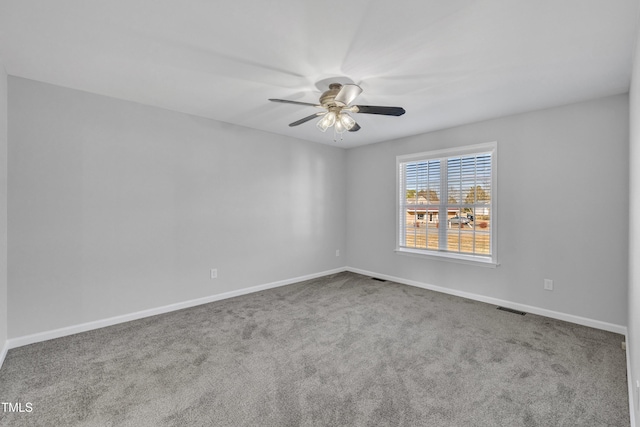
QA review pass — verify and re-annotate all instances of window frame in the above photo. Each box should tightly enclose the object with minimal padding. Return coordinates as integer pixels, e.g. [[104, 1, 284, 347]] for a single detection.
[[396, 142, 498, 267]]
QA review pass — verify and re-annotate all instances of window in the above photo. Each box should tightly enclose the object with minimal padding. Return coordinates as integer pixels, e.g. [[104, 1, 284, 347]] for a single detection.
[[397, 142, 497, 265]]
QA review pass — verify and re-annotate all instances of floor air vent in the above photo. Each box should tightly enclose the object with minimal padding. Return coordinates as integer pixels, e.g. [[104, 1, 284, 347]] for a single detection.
[[497, 306, 526, 316], [371, 278, 387, 282]]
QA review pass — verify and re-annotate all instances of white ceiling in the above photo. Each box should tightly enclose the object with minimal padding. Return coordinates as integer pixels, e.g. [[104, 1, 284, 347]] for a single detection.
[[0, 0, 637, 148]]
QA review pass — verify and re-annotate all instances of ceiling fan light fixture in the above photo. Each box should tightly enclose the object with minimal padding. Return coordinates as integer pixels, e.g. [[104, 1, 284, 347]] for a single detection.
[[316, 111, 336, 132], [339, 112, 356, 131], [335, 117, 346, 134]]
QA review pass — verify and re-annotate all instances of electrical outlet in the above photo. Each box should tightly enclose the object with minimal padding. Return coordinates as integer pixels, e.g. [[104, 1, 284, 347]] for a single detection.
[[210, 269, 218, 279], [336, 249, 340, 257], [544, 279, 553, 291]]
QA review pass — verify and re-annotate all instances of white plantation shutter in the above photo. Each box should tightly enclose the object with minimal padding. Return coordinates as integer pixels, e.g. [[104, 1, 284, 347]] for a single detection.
[[397, 142, 497, 265]]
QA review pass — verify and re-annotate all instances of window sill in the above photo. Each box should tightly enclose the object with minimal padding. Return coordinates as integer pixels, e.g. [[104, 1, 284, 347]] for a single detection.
[[395, 247, 499, 268]]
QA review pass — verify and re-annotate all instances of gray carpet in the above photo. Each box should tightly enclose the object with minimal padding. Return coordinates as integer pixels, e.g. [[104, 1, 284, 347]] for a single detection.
[[0, 272, 629, 426]]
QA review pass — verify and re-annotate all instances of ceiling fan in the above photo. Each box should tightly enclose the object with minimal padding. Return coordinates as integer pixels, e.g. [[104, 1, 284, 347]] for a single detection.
[[269, 83, 405, 138]]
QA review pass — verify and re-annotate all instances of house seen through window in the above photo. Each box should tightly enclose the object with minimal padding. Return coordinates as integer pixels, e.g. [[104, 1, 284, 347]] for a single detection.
[[397, 142, 497, 265]]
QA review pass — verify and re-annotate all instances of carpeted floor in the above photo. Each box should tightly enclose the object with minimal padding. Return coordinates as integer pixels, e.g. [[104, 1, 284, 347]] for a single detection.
[[0, 272, 629, 426]]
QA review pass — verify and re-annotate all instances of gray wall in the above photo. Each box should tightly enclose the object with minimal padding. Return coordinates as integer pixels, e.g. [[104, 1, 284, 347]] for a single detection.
[[0, 64, 7, 352], [5, 75, 630, 346], [628, 17, 640, 423], [346, 94, 629, 327], [7, 77, 346, 338]]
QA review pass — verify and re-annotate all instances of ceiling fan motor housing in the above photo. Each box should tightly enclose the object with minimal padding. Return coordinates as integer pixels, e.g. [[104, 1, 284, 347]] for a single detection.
[[319, 83, 344, 108]]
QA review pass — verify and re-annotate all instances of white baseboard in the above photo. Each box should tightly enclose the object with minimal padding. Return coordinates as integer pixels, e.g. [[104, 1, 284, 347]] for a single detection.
[[5, 265, 628, 353], [7, 267, 346, 350], [0, 340, 8, 370], [346, 266, 627, 335]]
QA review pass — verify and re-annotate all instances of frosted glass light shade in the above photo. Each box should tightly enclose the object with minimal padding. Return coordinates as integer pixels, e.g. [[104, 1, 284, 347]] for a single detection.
[[339, 113, 356, 130], [316, 111, 336, 132]]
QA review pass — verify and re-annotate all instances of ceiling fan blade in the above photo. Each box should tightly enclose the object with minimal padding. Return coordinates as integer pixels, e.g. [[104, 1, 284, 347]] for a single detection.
[[289, 113, 324, 127], [334, 84, 363, 106], [269, 99, 321, 107], [348, 123, 361, 132], [353, 105, 406, 116]]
